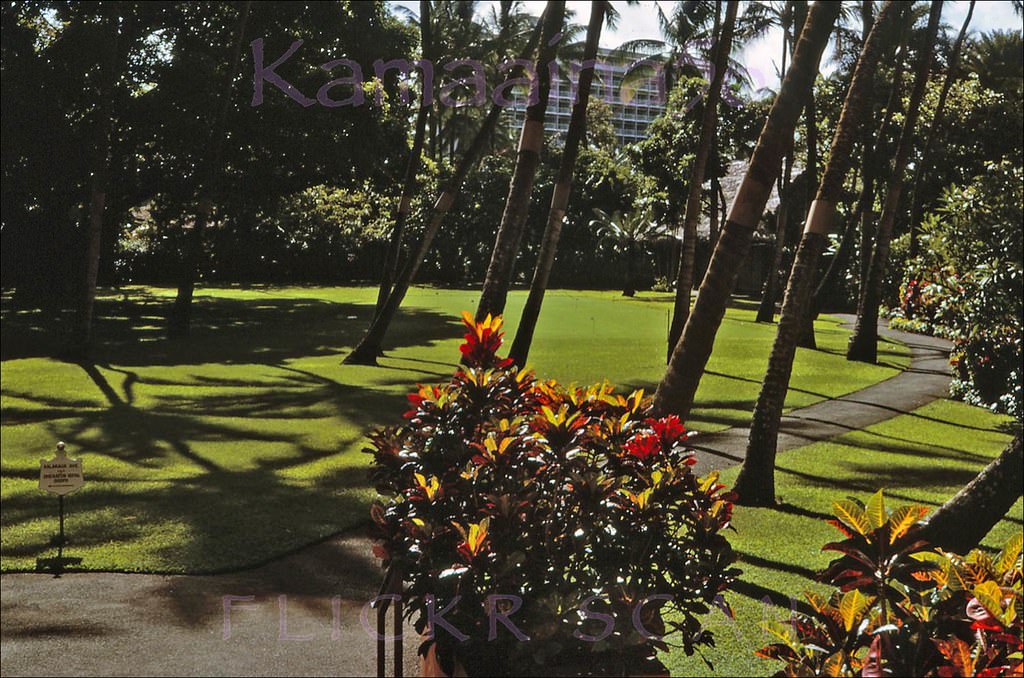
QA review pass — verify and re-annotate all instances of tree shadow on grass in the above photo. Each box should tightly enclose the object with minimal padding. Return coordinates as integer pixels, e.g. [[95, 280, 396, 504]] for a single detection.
[[0, 351, 453, 574], [1, 289, 460, 366]]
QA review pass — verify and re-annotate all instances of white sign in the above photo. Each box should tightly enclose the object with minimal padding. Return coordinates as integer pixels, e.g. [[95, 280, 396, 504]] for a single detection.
[[39, 442, 83, 496]]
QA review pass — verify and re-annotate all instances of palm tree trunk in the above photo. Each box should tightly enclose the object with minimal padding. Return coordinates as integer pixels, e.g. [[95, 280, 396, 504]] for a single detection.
[[168, 2, 252, 338], [76, 8, 122, 356], [374, 0, 433, 320], [733, 1, 900, 506], [666, 1, 738, 361], [907, 0, 975, 259], [919, 432, 1023, 554], [653, 1, 840, 419], [755, 152, 792, 323], [847, 1, 943, 364], [475, 1, 566, 321], [810, 194, 863, 314], [859, 4, 911, 294], [796, 92, 819, 349], [709, 154, 721, 248], [508, 1, 605, 367], [344, 12, 548, 365]]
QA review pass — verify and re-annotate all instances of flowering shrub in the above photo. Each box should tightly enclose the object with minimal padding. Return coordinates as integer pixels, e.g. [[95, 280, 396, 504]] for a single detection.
[[757, 490, 1023, 677], [367, 312, 739, 676]]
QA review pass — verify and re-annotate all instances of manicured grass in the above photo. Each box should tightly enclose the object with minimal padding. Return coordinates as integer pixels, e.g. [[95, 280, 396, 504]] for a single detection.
[[1, 285, 908, 572], [663, 398, 1021, 677]]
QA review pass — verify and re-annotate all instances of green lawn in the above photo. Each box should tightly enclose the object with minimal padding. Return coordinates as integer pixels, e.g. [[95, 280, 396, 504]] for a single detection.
[[1, 285, 909, 572], [664, 398, 1021, 677]]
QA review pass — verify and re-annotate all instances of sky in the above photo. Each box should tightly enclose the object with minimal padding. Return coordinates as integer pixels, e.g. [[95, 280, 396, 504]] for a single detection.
[[390, 1, 1023, 92]]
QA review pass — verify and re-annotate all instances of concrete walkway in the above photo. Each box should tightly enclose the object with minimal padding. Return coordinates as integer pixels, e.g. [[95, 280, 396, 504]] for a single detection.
[[0, 320, 952, 677], [689, 316, 953, 475]]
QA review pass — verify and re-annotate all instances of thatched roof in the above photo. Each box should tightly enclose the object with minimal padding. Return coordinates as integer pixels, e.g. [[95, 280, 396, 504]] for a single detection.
[[671, 158, 804, 240]]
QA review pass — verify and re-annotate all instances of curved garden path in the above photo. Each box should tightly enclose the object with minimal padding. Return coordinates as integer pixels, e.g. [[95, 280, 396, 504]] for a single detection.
[[0, 319, 952, 677], [689, 315, 953, 475]]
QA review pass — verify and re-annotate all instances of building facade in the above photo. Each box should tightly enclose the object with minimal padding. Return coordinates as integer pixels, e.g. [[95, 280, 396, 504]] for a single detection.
[[508, 48, 668, 145]]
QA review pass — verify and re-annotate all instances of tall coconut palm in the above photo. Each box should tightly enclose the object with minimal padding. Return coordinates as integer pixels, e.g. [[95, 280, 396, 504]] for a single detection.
[[847, 1, 943, 364], [343, 9, 548, 366], [508, 1, 609, 367], [753, 1, 803, 327], [167, 2, 252, 338], [907, 0, 975, 259], [733, 0, 901, 507], [858, 2, 914, 292], [474, 0, 567, 321], [373, 1, 433, 321], [652, 1, 841, 419], [590, 207, 671, 297], [666, 0, 738, 361], [812, 2, 911, 315]]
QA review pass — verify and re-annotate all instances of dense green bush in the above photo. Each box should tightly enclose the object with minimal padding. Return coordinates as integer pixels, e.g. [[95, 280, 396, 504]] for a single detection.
[[367, 314, 738, 676], [894, 161, 1023, 419]]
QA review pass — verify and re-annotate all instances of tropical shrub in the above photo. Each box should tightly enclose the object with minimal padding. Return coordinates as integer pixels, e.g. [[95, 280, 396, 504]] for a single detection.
[[894, 161, 1023, 419], [367, 313, 739, 676], [757, 490, 1023, 677]]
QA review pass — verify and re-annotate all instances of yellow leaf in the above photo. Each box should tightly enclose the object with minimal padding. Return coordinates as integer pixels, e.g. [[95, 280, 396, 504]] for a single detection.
[[973, 580, 1005, 620], [995, 532, 1023, 575], [865, 490, 887, 530], [889, 505, 929, 543], [839, 590, 871, 631], [833, 500, 870, 536]]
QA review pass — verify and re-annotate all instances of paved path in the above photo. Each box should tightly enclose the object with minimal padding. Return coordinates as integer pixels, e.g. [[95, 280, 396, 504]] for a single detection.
[[689, 316, 953, 475], [0, 319, 952, 677]]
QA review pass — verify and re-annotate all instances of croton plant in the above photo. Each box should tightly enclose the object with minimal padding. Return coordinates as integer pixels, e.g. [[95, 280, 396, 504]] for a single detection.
[[757, 490, 1023, 677], [367, 313, 739, 676]]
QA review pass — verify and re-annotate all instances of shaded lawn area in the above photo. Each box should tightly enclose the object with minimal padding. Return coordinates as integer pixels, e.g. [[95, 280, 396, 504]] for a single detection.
[[1, 285, 908, 572], [664, 398, 1022, 677]]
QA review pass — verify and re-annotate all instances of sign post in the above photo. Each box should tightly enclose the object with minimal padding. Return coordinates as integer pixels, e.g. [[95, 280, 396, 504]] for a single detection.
[[39, 442, 84, 553]]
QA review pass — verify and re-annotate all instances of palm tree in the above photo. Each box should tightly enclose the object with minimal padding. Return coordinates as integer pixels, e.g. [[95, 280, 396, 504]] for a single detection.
[[508, 1, 609, 367], [652, 1, 841, 419], [733, 0, 901, 507], [474, 0, 567, 321], [907, 0, 975, 258], [919, 432, 1023, 554], [811, 1, 912, 315], [374, 0, 433, 321], [847, 1, 943, 364], [754, 1, 802, 326], [591, 206, 670, 297], [857, 2, 917, 291], [666, 0, 738, 361], [167, 2, 252, 338], [963, 29, 1024, 96], [344, 10, 548, 366]]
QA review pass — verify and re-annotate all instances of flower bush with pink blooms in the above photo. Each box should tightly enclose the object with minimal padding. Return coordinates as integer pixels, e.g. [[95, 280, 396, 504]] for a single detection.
[[757, 490, 1023, 677], [367, 313, 739, 676]]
